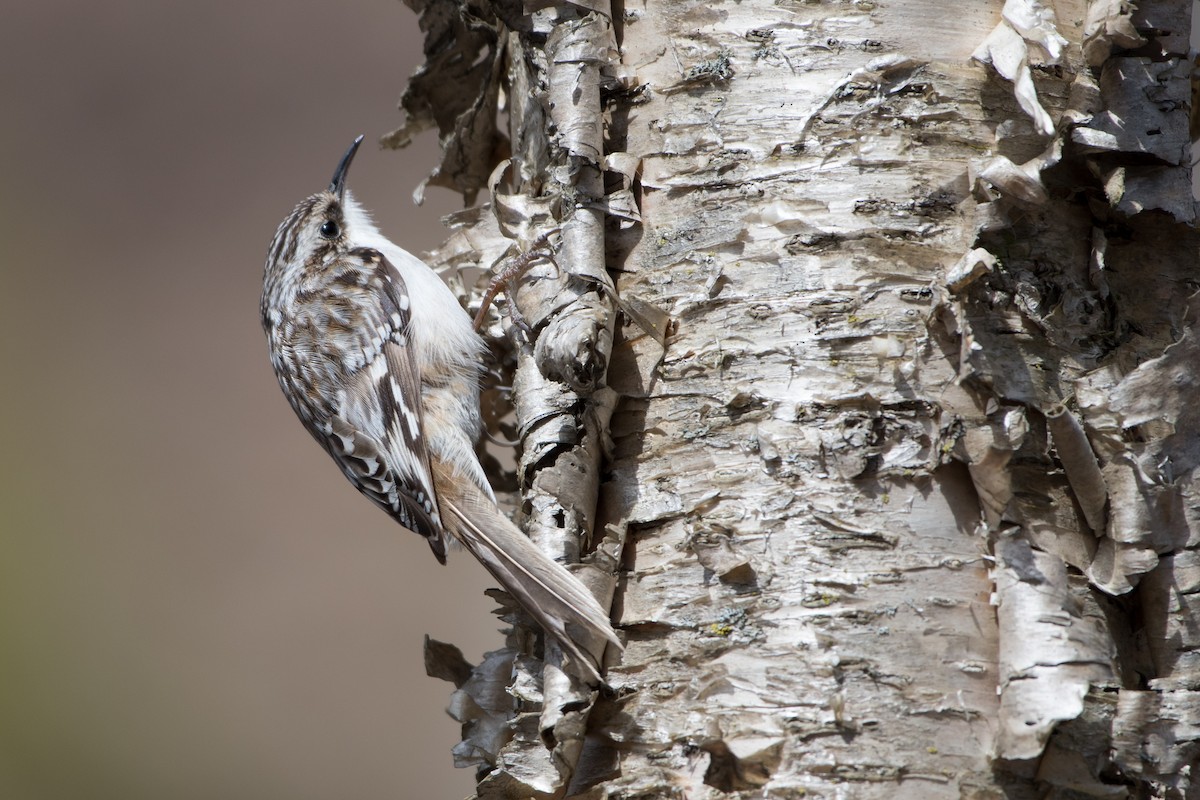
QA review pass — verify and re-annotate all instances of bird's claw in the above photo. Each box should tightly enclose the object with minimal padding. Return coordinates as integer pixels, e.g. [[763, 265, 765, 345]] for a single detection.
[[472, 232, 558, 340]]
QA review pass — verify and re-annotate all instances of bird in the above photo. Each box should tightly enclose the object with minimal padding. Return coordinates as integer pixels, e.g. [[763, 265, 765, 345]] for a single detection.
[[261, 135, 620, 681]]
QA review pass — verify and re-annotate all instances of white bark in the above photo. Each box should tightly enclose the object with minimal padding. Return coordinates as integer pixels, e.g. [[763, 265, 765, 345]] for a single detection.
[[393, 0, 1199, 797]]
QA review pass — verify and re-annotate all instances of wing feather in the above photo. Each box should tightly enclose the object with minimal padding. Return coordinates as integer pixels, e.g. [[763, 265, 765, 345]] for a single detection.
[[318, 248, 448, 561]]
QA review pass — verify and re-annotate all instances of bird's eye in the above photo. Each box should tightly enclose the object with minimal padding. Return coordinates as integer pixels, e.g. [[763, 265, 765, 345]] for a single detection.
[[319, 220, 340, 239]]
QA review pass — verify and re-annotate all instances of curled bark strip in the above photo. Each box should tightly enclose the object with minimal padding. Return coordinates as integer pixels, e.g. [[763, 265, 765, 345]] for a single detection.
[[992, 533, 1115, 760], [1045, 405, 1109, 537]]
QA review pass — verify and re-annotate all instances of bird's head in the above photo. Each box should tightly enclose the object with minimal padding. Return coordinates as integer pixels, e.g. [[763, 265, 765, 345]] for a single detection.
[[262, 135, 368, 318], [264, 134, 367, 270]]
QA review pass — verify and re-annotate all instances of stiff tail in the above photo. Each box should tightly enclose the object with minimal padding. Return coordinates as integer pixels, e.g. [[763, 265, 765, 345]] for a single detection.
[[436, 475, 621, 682]]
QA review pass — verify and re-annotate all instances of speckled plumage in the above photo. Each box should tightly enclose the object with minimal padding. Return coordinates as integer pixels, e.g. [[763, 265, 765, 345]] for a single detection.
[[260, 138, 619, 680]]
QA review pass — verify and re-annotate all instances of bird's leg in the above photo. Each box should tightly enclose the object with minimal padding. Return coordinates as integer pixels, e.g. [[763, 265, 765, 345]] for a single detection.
[[473, 231, 558, 337]]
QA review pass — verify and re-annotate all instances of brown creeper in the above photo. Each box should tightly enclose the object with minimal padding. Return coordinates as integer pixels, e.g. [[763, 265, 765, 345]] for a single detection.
[[261, 136, 619, 681]]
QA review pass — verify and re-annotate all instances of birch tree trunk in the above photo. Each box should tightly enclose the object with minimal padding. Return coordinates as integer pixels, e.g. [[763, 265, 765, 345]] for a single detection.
[[390, 0, 1199, 797]]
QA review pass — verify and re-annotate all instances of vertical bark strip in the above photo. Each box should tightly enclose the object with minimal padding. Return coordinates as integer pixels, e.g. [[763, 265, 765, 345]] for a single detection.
[[395, 2, 626, 796], [394, 0, 1200, 797], [484, 8, 624, 797]]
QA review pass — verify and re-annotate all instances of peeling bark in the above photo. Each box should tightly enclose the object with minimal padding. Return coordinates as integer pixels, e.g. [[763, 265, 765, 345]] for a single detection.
[[394, 0, 1199, 797]]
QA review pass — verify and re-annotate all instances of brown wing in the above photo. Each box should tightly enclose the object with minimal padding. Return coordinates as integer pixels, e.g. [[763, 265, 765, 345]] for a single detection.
[[320, 247, 449, 562]]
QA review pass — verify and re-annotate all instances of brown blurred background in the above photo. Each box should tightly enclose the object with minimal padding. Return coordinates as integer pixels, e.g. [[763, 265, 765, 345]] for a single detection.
[[0, 2, 502, 797]]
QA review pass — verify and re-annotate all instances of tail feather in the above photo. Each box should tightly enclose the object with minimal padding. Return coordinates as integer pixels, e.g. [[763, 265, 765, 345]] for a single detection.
[[436, 474, 621, 682]]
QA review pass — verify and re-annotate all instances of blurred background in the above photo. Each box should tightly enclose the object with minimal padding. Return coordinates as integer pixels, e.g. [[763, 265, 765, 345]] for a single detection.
[[0, 2, 502, 797]]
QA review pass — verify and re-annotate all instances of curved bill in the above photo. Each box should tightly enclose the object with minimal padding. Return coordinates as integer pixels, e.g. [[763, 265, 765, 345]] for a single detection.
[[329, 135, 365, 198]]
